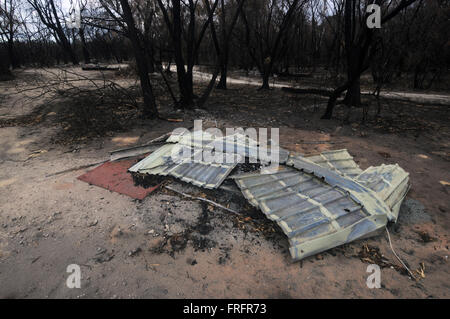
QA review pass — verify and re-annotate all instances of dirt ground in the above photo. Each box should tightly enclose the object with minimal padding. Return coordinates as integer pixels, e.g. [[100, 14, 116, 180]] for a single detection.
[[0, 67, 448, 299]]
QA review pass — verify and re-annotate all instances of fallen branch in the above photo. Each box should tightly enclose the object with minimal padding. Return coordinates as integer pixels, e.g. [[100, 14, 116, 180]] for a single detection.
[[110, 144, 163, 162], [164, 185, 240, 216], [295, 141, 340, 145], [282, 87, 332, 97], [45, 160, 108, 177], [81, 65, 119, 71]]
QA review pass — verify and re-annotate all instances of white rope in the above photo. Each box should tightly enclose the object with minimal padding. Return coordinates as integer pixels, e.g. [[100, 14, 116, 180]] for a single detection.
[[385, 226, 416, 280]]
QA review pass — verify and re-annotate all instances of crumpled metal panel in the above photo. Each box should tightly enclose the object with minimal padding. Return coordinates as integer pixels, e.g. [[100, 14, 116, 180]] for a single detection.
[[128, 143, 176, 173], [169, 159, 236, 189], [232, 166, 387, 261], [356, 164, 409, 221], [302, 150, 409, 221], [168, 131, 290, 164], [305, 149, 363, 179], [286, 154, 393, 216], [129, 143, 237, 189], [174, 131, 217, 149]]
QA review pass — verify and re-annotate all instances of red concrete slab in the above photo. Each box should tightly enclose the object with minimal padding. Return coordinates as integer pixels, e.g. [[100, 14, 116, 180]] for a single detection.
[[77, 158, 159, 200]]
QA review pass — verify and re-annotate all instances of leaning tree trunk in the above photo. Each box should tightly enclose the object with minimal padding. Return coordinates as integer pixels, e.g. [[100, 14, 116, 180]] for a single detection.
[[321, 82, 350, 119]]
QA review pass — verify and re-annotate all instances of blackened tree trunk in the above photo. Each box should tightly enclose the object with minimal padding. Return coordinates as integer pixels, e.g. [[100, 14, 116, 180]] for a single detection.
[[342, 0, 361, 107], [49, 0, 78, 65], [216, 0, 228, 89], [59, 32, 78, 65], [344, 78, 361, 105], [0, 48, 12, 80], [216, 32, 229, 89], [242, 0, 300, 90], [343, 48, 362, 106], [217, 52, 229, 89], [29, 0, 79, 65], [156, 0, 193, 106], [142, 10, 156, 74], [7, 39, 19, 69], [78, 27, 91, 64], [215, 0, 246, 90], [119, 0, 158, 117], [260, 59, 271, 90], [172, 0, 194, 107], [157, 0, 218, 108], [322, 0, 418, 119], [1, 0, 20, 69]]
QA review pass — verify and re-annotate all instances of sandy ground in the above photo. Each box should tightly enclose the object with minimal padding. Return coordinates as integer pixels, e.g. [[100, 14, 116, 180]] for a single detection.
[[0, 68, 449, 299]]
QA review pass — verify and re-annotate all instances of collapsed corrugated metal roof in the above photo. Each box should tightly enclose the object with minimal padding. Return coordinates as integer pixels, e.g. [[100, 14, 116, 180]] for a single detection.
[[129, 130, 410, 261], [232, 164, 389, 261]]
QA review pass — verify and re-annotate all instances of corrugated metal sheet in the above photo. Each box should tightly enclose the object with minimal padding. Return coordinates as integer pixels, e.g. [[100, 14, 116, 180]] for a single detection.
[[286, 154, 393, 217], [130, 144, 237, 189], [131, 130, 290, 189], [305, 149, 363, 179], [128, 143, 176, 173], [232, 166, 387, 261], [170, 159, 236, 189], [168, 131, 290, 164], [356, 164, 409, 221]]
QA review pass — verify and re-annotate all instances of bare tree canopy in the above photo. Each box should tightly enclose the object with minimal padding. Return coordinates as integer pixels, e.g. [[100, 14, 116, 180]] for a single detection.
[[1, 0, 448, 114]]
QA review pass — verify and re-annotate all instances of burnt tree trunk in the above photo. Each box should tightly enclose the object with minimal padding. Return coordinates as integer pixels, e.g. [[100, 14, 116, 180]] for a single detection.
[[0, 48, 12, 80], [119, 0, 158, 117], [199, 0, 244, 90], [216, 0, 228, 90], [258, 0, 300, 90], [30, 0, 79, 65], [7, 39, 19, 69], [342, 0, 361, 107], [217, 58, 228, 89], [172, 0, 194, 107], [216, 34, 229, 89], [321, 0, 418, 119], [79, 28, 91, 64], [260, 61, 271, 90], [343, 60, 362, 106], [49, 0, 78, 65], [158, 0, 218, 107]]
